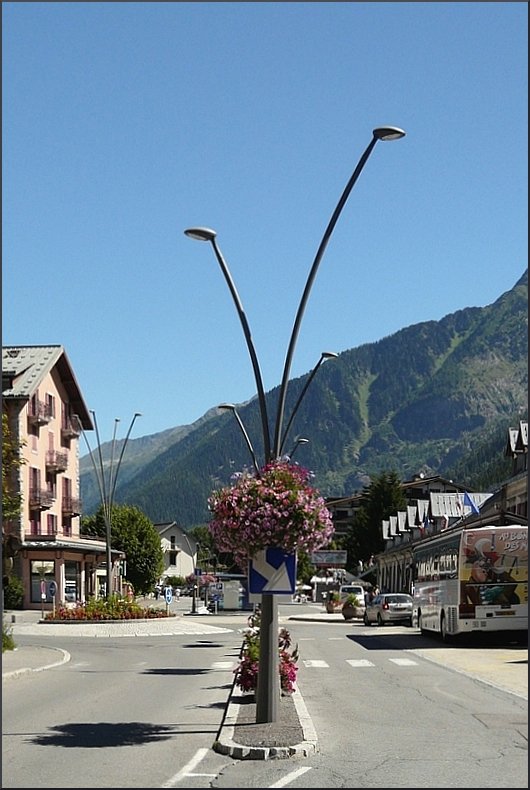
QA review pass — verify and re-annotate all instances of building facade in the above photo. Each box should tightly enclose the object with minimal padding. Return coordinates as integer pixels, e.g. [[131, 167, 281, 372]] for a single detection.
[[153, 521, 197, 582], [2, 345, 124, 610]]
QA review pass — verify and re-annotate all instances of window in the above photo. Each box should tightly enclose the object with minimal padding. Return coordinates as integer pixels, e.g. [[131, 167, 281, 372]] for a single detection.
[[45, 393, 55, 418], [30, 560, 55, 603], [29, 514, 41, 535], [46, 514, 58, 535]]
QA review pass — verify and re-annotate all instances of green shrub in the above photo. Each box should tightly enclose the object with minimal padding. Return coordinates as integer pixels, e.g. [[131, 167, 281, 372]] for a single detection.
[[3, 575, 24, 609], [2, 619, 16, 653]]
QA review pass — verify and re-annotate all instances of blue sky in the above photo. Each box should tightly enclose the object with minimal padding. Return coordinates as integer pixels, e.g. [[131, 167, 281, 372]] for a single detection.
[[3, 2, 528, 445]]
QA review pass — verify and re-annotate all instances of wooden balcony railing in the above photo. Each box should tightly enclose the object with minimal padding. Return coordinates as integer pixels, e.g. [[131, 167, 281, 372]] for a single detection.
[[62, 496, 82, 516], [45, 450, 68, 472], [28, 400, 52, 426], [28, 488, 55, 510]]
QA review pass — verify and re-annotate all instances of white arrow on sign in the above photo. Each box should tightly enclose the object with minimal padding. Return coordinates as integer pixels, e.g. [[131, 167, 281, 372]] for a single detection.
[[252, 550, 292, 592]]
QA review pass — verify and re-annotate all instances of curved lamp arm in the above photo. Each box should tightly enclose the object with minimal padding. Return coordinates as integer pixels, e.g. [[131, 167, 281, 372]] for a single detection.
[[219, 403, 260, 474], [272, 126, 405, 457], [282, 436, 309, 462], [185, 228, 271, 461], [278, 351, 338, 456]]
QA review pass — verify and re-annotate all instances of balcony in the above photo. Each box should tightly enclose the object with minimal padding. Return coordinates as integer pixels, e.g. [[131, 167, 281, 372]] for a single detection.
[[28, 401, 52, 426], [45, 450, 68, 473], [61, 418, 80, 440], [29, 488, 55, 510], [62, 496, 82, 516]]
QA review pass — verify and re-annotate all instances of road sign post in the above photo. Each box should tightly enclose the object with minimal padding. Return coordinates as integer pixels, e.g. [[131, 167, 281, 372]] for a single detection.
[[49, 581, 57, 618], [164, 585, 173, 615]]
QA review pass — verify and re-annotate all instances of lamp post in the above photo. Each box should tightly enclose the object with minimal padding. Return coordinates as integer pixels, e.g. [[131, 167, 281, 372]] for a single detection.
[[218, 403, 260, 474], [185, 125, 405, 722], [283, 436, 309, 462], [77, 411, 141, 598], [278, 351, 338, 457]]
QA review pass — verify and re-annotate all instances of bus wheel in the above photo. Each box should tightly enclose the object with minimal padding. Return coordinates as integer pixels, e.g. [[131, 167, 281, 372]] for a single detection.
[[440, 613, 453, 643]]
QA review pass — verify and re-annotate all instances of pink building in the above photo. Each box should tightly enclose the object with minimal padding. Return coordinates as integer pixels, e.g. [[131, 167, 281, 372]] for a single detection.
[[2, 345, 123, 610]]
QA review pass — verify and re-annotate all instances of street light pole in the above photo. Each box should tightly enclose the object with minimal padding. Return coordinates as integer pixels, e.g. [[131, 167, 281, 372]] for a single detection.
[[184, 125, 405, 723], [272, 127, 406, 458], [77, 411, 141, 598], [278, 351, 338, 457], [218, 403, 260, 474], [184, 228, 271, 461]]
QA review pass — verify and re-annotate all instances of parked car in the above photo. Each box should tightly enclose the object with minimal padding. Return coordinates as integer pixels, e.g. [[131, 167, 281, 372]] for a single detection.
[[363, 592, 413, 627]]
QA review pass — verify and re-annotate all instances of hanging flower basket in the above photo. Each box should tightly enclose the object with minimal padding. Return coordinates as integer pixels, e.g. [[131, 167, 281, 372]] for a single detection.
[[208, 460, 334, 567]]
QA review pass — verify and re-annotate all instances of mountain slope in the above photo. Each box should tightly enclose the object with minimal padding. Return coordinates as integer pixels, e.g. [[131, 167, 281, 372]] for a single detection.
[[81, 270, 528, 526]]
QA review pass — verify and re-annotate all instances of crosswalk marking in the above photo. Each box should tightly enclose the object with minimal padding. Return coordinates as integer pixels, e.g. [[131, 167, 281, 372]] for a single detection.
[[300, 658, 420, 669]]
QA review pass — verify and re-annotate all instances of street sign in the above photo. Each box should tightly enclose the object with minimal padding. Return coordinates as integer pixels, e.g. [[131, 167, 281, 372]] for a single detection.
[[194, 567, 202, 576], [49, 581, 57, 597], [310, 550, 347, 566], [164, 586, 173, 605], [248, 548, 297, 594]]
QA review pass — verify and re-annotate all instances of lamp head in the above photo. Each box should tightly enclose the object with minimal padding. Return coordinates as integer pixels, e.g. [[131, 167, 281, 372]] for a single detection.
[[184, 227, 217, 242], [321, 351, 339, 360], [218, 403, 236, 411], [373, 127, 406, 141]]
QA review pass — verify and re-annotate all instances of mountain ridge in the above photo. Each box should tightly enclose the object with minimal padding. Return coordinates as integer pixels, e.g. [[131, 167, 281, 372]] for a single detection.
[[80, 270, 528, 526]]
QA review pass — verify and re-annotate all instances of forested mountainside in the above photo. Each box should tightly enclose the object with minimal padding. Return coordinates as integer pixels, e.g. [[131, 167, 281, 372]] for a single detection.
[[80, 270, 528, 527]]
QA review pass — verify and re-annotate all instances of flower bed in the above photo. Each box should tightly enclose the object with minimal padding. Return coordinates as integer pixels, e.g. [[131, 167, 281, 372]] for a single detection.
[[43, 595, 175, 621]]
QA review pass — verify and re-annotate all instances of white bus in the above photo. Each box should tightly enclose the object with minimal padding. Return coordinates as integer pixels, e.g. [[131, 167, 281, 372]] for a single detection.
[[412, 524, 527, 642]]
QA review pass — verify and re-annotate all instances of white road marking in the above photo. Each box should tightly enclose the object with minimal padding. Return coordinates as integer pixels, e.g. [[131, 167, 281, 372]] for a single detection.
[[346, 659, 375, 667], [269, 766, 312, 787], [302, 659, 329, 667], [160, 748, 209, 787], [389, 658, 418, 666], [211, 661, 235, 669]]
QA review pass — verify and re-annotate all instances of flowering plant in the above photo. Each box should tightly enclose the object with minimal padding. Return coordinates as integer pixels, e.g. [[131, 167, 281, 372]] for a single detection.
[[208, 460, 334, 566], [235, 613, 299, 694]]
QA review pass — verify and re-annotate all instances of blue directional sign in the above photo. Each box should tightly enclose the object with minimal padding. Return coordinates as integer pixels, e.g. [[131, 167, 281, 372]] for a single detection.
[[49, 581, 57, 597], [248, 548, 297, 594], [164, 586, 173, 605]]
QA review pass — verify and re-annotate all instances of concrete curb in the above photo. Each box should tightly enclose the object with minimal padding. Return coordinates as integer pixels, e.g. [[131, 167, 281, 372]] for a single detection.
[[2, 647, 71, 680], [213, 683, 318, 760]]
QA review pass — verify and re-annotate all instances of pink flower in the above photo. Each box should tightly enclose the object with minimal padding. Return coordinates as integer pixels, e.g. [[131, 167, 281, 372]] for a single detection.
[[208, 460, 334, 566]]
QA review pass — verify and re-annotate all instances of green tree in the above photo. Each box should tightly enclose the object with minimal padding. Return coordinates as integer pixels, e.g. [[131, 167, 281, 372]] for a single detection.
[[344, 470, 407, 573], [2, 413, 25, 588], [82, 504, 164, 595], [295, 549, 316, 585], [2, 412, 25, 524]]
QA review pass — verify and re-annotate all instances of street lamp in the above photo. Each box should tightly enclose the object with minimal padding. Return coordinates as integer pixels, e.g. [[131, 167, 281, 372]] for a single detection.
[[283, 436, 309, 462], [184, 227, 271, 461], [218, 403, 260, 474], [77, 411, 141, 598], [185, 125, 405, 723], [278, 351, 338, 457]]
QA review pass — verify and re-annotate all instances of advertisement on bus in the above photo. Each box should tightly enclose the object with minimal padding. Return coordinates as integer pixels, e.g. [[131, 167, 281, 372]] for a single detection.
[[460, 526, 528, 619]]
